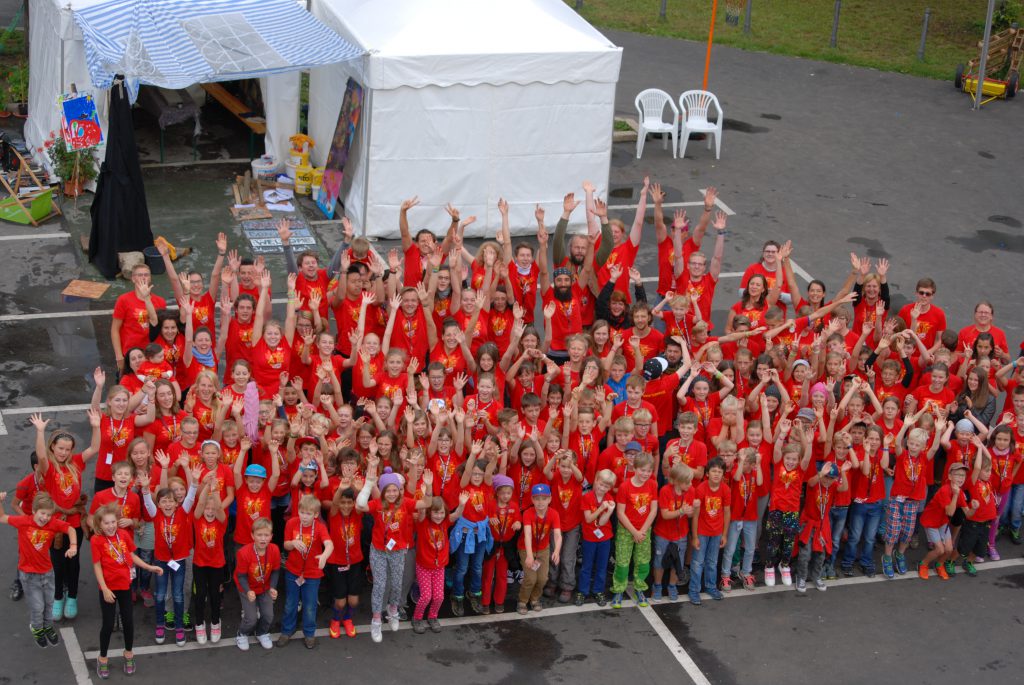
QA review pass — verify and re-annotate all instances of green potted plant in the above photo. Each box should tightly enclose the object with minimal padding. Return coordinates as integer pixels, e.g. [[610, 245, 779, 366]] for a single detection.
[[4, 63, 29, 116], [45, 132, 98, 197]]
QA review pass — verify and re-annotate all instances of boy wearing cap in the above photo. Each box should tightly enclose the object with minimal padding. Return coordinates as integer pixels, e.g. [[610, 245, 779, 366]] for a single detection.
[[517, 484, 562, 614], [918, 462, 970, 579], [232, 445, 282, 547], [795, 462, 849, 593]]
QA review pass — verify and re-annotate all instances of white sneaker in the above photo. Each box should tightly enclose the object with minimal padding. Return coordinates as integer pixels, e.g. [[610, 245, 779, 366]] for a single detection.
[[388, 611, 400, 632], [210, 622, 221, 643], [764, 566, 776, 587], [370, 620, 383, 643], [235, 635, 250, 651], [780, 565, 793, 586], [814, 579, 827, 592], [795, 579, 806, 594], [195, 624, 207, 645], [257, 633, 273, 650]]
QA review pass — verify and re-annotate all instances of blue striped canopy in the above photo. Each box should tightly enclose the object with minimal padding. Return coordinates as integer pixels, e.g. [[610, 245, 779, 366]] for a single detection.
[[72, 0, 362, 100]]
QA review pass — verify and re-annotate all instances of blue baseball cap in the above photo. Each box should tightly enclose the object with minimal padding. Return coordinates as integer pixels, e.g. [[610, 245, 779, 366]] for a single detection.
[[625, 441, 643, 452], [531, 484, 551, 497], [243, 464, 267, 479]]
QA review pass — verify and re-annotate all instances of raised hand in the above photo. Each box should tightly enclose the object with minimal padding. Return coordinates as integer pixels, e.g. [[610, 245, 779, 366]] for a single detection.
[[563, 192, 580, 215], [673, 209, 689, 231], [276, 219, 292, 243], [400, 196, 420, 212]]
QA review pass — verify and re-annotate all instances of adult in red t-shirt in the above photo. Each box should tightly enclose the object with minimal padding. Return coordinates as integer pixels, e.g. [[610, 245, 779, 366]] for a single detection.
[[248, 271, 298, 395], [398, 196, 457, 288], [898, 278, 946, 350], [111, 266, 165, 372]]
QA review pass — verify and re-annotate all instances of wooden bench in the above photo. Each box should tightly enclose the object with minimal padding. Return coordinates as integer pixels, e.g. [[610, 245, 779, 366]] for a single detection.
[[200, 83, 267, 159]]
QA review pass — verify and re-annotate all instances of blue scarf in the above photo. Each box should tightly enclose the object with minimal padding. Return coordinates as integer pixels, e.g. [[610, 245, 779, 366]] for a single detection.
[[192, 347, 215, 368]]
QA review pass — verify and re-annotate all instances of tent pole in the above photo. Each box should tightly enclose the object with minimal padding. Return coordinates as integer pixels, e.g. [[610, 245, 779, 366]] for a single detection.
[[360, 86, 372, 238], [702, 0, 719, 91], [974, 0, 996, 110]]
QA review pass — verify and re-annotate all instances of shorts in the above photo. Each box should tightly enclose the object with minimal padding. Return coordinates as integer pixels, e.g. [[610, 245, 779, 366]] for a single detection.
[[950, 507, 966, 529], [325, 561, 365, 599], [652, 535, 685, 576], [923, 525, 951, 545], [956, 520, 991, 558]]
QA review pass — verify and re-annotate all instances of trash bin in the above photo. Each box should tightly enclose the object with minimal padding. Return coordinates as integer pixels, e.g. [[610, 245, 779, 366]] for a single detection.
[[143, 246, 165, 275]]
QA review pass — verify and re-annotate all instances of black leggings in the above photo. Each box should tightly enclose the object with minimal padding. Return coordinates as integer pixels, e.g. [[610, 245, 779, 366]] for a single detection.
[[51, 526, 83, 600], [192, 565, 224, 625], [99, 589, 134, 657]]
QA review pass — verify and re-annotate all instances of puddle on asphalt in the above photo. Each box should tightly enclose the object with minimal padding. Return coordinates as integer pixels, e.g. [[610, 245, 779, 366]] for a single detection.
[[978, 151, 995, 159], [946, 229, 1024, 253], [846, 237, 891, 258], [988, 215, 1021, 228], [760, 113, 782, 120], [723, 118, 769, 134]]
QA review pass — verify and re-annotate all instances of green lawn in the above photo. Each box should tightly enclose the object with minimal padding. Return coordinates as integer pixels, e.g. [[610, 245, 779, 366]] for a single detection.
[[570, 0, 1006, 80]]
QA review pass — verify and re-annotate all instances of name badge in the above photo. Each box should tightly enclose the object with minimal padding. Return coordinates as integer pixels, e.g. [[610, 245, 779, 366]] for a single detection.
[[593, 528, 603, 539], [386, 538, 397, 551], [105, 453, 114, 465], [167, 560, 180, 571], [295, 576, 305, 587]]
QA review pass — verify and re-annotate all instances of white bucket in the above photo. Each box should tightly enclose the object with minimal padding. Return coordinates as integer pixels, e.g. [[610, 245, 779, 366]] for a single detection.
[[284, 159, 298, 180], [250, 156, 277, 182]]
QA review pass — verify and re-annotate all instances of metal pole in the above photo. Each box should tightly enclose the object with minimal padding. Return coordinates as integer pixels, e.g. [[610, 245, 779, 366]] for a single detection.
[[917, 8, 931, 61], [660, 0, 667, 20], [830, 0, 841, 48], [702, 0, 720, 91], [975, 0, 996, 110], [744, 0, 752, 34]]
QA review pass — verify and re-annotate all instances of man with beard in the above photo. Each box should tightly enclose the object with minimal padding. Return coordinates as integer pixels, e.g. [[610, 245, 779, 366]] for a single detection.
[[553, 186, 612, 327], [539, 217, 596, 365]]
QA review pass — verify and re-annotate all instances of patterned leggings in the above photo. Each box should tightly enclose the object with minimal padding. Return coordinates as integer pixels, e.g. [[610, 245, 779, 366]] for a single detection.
[[765, 510, 801, 567], [413, 565, 445, 620], [369, 547, 407, 616], [611, 526, 652, 594]]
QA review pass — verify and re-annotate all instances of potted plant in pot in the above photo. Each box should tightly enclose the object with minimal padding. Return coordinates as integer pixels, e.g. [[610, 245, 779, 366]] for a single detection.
[[4, 63, 29, 116], [45, 132, 99, 197]]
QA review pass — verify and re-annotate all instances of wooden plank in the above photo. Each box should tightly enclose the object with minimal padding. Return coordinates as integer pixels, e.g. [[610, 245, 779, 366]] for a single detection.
[[200, 83, 267, 134], [62, 279, 110, 299]]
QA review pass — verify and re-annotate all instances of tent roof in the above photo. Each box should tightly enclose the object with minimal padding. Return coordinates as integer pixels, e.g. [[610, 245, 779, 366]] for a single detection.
[[313, 0, 621, 90], [71, 0, 362, 98]]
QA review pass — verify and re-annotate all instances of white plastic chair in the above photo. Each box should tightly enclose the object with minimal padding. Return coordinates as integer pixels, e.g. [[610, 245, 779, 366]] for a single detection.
[[678, 90, 723, 160], [634, 89, 679, 159]]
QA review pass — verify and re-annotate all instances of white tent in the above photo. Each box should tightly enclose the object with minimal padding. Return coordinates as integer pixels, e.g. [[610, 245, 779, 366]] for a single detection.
[[24, 0, 358, 168], [308, 0, 622, 238]]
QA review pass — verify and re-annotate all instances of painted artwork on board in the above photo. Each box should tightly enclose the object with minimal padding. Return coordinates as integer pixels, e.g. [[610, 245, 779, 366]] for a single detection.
[[317, 78, 363, 219], [60, 93, 104, 150]]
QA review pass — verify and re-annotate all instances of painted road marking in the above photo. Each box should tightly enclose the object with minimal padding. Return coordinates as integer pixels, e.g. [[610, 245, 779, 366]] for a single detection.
[[0, 298, 289, 323], [635, 599, 712, 685], [72, 556, 1024, 663], [0, 232, 71, 241], [61, 627, 94, 685]]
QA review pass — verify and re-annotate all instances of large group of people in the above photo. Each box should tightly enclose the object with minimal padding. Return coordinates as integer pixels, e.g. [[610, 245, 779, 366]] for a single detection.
[[4, 177, 1023, 679]]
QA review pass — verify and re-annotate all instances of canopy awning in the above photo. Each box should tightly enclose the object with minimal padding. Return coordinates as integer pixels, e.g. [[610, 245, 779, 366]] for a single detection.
[[72, 0, 363, 99]]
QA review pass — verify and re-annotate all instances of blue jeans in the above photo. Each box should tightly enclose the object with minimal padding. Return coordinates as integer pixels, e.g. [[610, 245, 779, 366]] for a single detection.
[[652, 535, 685, 578], [578, 539, 611, 596], [1006, 484, 1024, 528], [842, 501, 883, 571], [828, 506, 849, 568], [452, 541, 486, 597], [281, 570, 321, 637], [721, 520, 757, 577], [133, 548, 154, 596], [154, 559, 186, 629], [689, 534, 721, 595]]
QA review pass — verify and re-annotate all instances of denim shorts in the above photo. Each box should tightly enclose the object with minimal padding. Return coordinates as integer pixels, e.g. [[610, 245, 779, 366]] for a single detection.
[[652, 535, 685, 575], [923, 525, 951, 545]]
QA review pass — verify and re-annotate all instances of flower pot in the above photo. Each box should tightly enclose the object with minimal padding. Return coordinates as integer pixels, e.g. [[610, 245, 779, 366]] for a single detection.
[[63, 179, 84, 197]]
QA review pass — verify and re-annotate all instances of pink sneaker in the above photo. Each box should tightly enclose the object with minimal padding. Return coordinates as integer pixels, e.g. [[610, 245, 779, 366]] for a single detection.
[[764, 566, 776, 587], [988, 545, 1001, 561], [780, 565, 793, 586]]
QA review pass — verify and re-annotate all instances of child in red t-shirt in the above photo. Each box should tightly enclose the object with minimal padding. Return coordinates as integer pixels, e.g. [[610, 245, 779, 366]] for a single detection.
[[543, 450, 584, 602], [449, 446, 496, 616], [140, 466, 198, 646], [688, 457, 731, 604], [325, 484, 365, 639], [611, 452, 659, 608], [0, 492, 76, 648], [721, 448, 763, 591], [794, 462, 849, 593], [481, 475, 522, 614], [881, 424, 940, 578], [191, 477, 228, 645], [652, 463, 695, 602], [764, 424, 812, 588], [90, 504, 163, 676], [517, 484, 562, 613], [234, 518, 280, 650], [279, 494, 333, 647], [412, 494, 465, 634], [918, 463, 970, 580], [954, 446, 998, 577], [576, 469, 617, 605]]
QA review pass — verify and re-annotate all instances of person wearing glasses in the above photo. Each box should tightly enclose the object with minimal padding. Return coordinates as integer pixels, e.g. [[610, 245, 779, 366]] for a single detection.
[[898, 278, 947, 352]]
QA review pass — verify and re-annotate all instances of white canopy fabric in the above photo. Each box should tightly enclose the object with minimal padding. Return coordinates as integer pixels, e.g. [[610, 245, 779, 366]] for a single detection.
[[309, 0, 622, 239], [24, 0, 354, 168]]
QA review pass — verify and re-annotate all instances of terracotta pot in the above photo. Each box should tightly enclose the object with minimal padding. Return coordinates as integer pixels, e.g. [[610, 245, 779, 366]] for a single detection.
[[63, 179, 84, 197]]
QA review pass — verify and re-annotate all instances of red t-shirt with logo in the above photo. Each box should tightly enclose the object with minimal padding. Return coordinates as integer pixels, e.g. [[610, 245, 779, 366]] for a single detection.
[[616, 477, 658, 531], [693, 480, 730, 536], [192, 515, 228, 568], [114, 291, 167, 355], [367, 498, 417, 551], [327, 511, 364, 566], [43, 455, 85, 528], [518, 507, 561, 551], [415, 517, 451, 569], [549, 475, 583, 531], [90, 529, 137, 591], [581, 490, 614, 543], [283, 517, 330, 578], [653, 484, 691, 541], [7, 515, 71, 573], [234, 543, 281, 595]]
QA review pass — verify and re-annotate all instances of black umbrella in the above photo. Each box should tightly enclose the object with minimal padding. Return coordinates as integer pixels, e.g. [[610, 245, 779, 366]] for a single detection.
[[89, 75, 153, 279]]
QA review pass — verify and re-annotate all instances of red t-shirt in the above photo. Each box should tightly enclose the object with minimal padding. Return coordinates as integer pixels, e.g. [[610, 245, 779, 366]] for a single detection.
[[402, 244, 427, 288], [549, 475, 583, 531], [852, 448, 886, 503], [415, 518, 451, 569], [367, 498, 417, 551], [919, 483, 967, 528], [327, 511, 364, 566], [676, 273, 717, 324], [518, 507, 560, 551], [388, 309, 429, 368], [234, 543, 281, 595], [152, 507, 193, 561], [911, 385, 955, 417], [331, 294, 363, 358], [490, 502, 521, 543], [890, 453, 928, 501], [14, 473, 42, 513], [693, 480, 730, 536], [642, 373, 683, 436], [581, 490, 614, 543], [460, 482, 493, 524], [730, 467, 759, 521], [225, 316, 256, 374], [234, 483, 272, 544], [968, 478, 998, 522], [542, 285, 585, 352], [992, 450, 1021, 492], [653, 484, 691, 541], [898, 303, 947, 349], [770, 462, 804, 513], [113, 291, 166, 355], [43, 455, 85, 528], [657, 233, 697, 296], [616, 477, 658, 531], [7, 515, 70, 573], [508, 262, 540, 324], [97, 414, 138, 482], [193, 515, 228, 568], [508, 462, 546, 513], [294, 269, 330, 320], [90, 529, 137, 591], [567, 430, 601, 485], [597, 240, 640, 300], [250, 338, 290, 394], [283, 518, 330, 578], [145, 412, 187, 455], [89, 487, 143, 524], [665, 438, 708, 479]]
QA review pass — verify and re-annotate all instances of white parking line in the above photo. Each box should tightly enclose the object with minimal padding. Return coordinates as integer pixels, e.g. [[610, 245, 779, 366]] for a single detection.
[[0, 232, 71, 241], [0, 411, 6, 436], [61, 627, 94, 685], [636, 602, 712, 685], [0, 298, 290, 324], [2, 403, 95, 416]]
